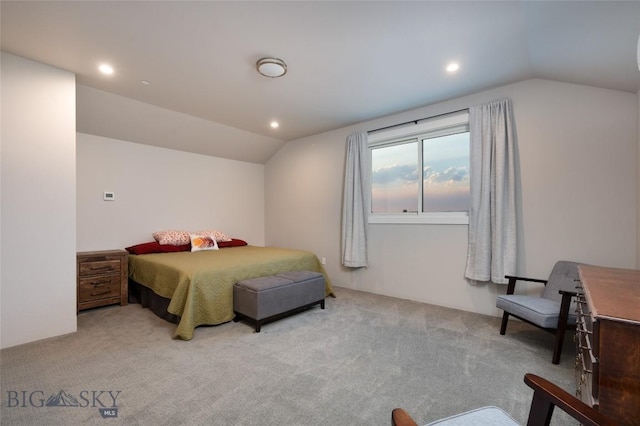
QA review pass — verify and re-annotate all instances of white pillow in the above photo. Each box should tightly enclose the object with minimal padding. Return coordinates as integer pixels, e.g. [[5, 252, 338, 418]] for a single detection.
[[190, 234, 219, 252]]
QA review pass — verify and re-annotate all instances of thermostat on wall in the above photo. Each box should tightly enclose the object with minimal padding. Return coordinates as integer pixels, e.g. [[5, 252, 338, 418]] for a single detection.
[[103, 191, 115, 201]]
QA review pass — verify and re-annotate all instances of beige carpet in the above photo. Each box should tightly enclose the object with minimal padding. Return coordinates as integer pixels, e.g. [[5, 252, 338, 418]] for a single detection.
[[1, 287, 575, 425]]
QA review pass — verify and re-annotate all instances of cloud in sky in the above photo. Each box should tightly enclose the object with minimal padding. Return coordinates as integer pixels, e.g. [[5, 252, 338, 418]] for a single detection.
[[424, 166, 469, 186], [373, 164, 469, 187], [372, 164, 470, 213], [371, 164, 417, 185]]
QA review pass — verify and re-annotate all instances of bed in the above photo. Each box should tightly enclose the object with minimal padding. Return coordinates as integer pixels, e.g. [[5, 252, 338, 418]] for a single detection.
[[128, 245, 335, 340]]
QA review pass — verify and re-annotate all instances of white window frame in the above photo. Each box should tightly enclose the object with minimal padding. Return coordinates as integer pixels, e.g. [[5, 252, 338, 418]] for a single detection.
[[368, 110, 470, 225]]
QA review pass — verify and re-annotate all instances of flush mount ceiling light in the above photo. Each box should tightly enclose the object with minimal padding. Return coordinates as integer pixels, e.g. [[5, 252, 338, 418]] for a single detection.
[[256, 57, 287, 78]]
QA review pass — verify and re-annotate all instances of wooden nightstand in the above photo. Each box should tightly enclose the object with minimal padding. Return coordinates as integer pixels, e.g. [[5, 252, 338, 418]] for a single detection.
[[77, 249, 128, 312]]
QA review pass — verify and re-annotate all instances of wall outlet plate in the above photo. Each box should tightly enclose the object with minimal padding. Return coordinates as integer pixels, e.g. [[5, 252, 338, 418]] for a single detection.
[[103, 191, 115, 201]]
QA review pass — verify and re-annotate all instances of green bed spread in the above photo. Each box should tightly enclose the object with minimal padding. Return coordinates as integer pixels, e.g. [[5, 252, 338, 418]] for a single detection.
[[128, 245, 335, 340]]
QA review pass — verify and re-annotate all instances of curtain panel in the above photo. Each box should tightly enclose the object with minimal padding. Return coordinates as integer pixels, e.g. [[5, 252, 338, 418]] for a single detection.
[[341, 132, 369, 268], [464, 99, 517, 284]]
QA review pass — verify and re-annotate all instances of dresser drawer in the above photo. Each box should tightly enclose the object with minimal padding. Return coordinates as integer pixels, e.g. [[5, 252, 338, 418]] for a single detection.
[[78, 259, 121, 277], [78, 275, 121, 302], [575, 283, 598, 405]]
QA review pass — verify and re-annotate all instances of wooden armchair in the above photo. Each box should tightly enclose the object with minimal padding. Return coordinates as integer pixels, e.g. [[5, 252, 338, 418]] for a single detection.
[[391, 373, 615, 426], [496, 261, 581, 364]]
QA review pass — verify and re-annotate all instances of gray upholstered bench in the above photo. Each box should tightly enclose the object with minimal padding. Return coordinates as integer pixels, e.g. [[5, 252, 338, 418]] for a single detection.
[[233, 270, 325, 332]]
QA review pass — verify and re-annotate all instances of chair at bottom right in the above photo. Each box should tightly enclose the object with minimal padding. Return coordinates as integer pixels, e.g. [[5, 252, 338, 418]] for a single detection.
[[391, 373, 615, 426]]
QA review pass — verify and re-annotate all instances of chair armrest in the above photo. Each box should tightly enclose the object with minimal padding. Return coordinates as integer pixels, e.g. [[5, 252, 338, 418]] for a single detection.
[[391, 408, 418, 426], [504, 275, 548, 284], [504, 275, 548, 295], [523, 373, 616, 426]]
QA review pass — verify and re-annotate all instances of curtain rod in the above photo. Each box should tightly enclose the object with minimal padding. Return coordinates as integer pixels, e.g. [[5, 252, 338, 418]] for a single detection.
[[367, 108, 469, 134]]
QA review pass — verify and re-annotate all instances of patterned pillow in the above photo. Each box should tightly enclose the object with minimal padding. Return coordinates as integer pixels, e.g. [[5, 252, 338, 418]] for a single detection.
[[193, 230, 232, 242], [190, 234, 219, 252], [152, 230, 190, 245]]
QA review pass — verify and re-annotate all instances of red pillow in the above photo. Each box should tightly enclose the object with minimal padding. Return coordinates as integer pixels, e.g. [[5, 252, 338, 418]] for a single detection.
[[125, 241, 191, 255], [218, 239, 248, 248]]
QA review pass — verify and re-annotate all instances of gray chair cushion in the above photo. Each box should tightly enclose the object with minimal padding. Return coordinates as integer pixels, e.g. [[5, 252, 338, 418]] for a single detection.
[[426, 406, 519, 425], [496, 295, 577, 329], [541, 261, 581, 302]]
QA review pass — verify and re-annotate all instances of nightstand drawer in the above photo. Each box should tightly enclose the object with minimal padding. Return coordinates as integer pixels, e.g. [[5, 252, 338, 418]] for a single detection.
[[78, 259, 121, 277], [78, 275, 121, 301]]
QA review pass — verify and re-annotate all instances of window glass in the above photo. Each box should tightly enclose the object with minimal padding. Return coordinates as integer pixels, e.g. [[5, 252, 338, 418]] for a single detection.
[[371, 140, 418, 213], [422, 132, 470, 212]]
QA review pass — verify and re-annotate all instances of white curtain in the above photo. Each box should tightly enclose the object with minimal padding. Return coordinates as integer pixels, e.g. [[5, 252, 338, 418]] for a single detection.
[[341, 132, 369, 268], [464, 99, 517, 284]]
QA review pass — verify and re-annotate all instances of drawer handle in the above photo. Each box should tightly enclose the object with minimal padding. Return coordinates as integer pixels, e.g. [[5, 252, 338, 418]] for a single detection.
[[92, 280, 111, 286], [90, 289, 111, 297]]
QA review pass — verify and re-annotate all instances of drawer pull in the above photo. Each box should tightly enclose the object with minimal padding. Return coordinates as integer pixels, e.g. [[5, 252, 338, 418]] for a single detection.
[[90, 289, 111, 297], [577, 327, 592, 335], [91, 280, 111, 286]]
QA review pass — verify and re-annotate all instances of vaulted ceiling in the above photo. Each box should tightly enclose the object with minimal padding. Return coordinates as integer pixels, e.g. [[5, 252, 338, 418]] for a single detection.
[[2, 1, 639, 163]]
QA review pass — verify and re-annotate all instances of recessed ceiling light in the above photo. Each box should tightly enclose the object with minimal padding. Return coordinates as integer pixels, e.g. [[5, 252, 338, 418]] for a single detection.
[[446, 62, 460, 73], [99, 63, 114, 75], [141, 80, 150, 85], [270, 121, 279, 129]]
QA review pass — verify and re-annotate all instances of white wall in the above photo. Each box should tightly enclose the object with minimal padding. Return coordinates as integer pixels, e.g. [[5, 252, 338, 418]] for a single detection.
[[637, 88, 640, 269], [266, 79, 638, 317], [76, 133, 265, 251], [1, 52, 77, 348]]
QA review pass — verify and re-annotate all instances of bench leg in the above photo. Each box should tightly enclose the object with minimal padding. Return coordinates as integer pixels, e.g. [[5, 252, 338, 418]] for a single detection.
[[321, 299, 325, 309], [255, 322, 261, 333]]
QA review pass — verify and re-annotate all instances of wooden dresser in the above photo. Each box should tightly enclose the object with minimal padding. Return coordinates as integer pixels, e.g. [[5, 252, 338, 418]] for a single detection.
[[575, 265, 640, 425], [77, 250, 128, 312]]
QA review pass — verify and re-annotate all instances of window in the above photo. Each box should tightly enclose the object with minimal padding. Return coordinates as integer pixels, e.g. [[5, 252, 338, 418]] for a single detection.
[[369, 111, 470, 224]]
